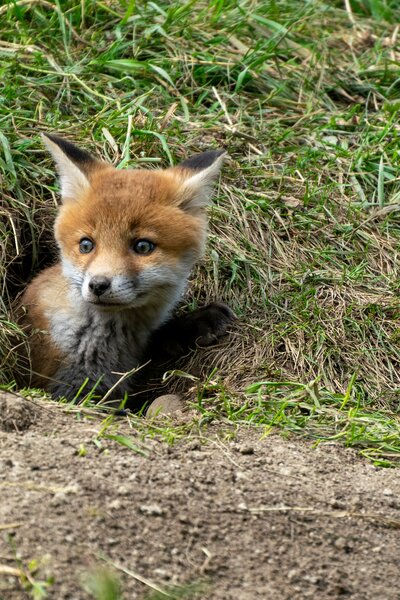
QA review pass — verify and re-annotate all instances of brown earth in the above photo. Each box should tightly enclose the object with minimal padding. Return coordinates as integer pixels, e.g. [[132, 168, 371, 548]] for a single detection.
[[1, 393, 400, 600]]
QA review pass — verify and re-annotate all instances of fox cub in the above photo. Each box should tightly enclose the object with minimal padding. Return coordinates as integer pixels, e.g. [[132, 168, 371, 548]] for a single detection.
[[21, 134, 234, 402]]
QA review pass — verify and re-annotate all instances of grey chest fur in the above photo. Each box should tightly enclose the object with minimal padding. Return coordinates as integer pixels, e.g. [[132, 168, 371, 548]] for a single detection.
[[48, 307, 153, 399]]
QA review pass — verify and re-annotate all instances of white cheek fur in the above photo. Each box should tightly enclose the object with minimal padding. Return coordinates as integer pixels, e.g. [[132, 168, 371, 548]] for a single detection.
[[61, 258, 84, 289], [61, 248, 200, 313]]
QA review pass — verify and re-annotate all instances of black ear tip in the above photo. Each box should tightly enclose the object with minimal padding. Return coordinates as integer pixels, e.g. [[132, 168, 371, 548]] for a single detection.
[[179, 149, 227, 171], [42, 133, 97, 166], [42, 132, 62, 144], [42, 132, 70, 147]]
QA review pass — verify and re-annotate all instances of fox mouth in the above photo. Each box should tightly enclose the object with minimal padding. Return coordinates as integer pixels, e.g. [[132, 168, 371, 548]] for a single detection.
[[88, 300, 124, 306], [87, 293, 148, 308]]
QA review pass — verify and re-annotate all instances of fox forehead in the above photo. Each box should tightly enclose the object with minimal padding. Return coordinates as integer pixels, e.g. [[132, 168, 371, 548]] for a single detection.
[[90, 167, 180, 204], [55, 167, 205, 252]]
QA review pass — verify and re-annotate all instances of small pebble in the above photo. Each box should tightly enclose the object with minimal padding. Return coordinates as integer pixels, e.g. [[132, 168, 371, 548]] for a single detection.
[[108, 499, 123, 511], [146, 394, 184, 418], [334, 537, 347, 550], [187, 440, 201, 451], [139, 503, 164, 516], [238, 444, 254, 455]]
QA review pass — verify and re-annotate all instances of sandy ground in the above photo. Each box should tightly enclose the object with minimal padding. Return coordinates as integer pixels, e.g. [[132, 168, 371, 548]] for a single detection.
[[1, 394, 400, 600]]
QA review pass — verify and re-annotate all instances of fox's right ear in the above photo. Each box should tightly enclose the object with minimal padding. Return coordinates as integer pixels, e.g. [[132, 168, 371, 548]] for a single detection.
[[170, 149, 227, 216], [42, 133, 101, 202]]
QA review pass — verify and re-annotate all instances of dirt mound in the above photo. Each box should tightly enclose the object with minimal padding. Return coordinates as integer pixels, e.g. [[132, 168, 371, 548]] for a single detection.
[[0, 403, 399, 599], [0, 392, 39, 432]]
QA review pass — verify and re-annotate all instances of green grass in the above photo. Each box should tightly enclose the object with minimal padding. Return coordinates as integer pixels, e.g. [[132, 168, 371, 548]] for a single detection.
[[2, 0, 400, 466], [82, 560, 204, 600], [193, 374, 400, 467], [3, 535, 55, 600]]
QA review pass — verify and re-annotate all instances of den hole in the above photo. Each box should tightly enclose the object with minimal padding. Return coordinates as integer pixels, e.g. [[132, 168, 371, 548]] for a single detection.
[[6, 211, 58, 303]]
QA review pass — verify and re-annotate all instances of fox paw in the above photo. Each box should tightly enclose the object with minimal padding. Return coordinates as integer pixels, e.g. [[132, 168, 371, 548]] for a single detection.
[[148, 302, 236, 361], [189, 302, 236, 346]]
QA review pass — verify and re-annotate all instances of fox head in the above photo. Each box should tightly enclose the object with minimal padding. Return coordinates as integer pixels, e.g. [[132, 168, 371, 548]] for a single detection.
[[43, 134, 226, 312]]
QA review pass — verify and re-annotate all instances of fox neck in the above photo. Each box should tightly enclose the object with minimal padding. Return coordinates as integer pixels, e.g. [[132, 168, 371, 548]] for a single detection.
[[47, 273, 188, 400], [62, 273, 187, 345]]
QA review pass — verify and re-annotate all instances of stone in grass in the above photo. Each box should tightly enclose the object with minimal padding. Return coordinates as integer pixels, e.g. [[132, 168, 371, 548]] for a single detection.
[[146, 394, 184, 418], [0, 391, 39, 432]]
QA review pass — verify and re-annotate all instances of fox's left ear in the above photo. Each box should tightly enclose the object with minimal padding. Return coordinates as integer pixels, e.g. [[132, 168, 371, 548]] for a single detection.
[[42, 133, 103, 202], [171, 150, 227, 215]]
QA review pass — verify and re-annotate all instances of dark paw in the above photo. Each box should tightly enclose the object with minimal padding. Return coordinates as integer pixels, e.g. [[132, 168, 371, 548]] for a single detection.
[[148, 302, 236, 360], [128, 303, 237, 409], [191, 302, 236, 346]]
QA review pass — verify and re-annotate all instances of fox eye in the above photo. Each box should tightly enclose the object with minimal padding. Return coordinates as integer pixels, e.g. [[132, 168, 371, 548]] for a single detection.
[[79, 238, 94, 254], [133, 239, 155, 255]]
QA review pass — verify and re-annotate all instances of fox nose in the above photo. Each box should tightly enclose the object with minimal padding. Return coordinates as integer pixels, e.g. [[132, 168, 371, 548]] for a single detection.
[[88, 276, 111, 296]]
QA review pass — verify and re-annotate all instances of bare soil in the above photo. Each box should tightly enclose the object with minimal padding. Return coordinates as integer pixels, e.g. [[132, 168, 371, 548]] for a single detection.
[[1, 394, 400, 600]]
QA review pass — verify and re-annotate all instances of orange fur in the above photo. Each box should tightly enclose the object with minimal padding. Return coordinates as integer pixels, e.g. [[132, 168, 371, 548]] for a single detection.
[[20, 265, 65, 387], [55, 169, 205, 280]]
